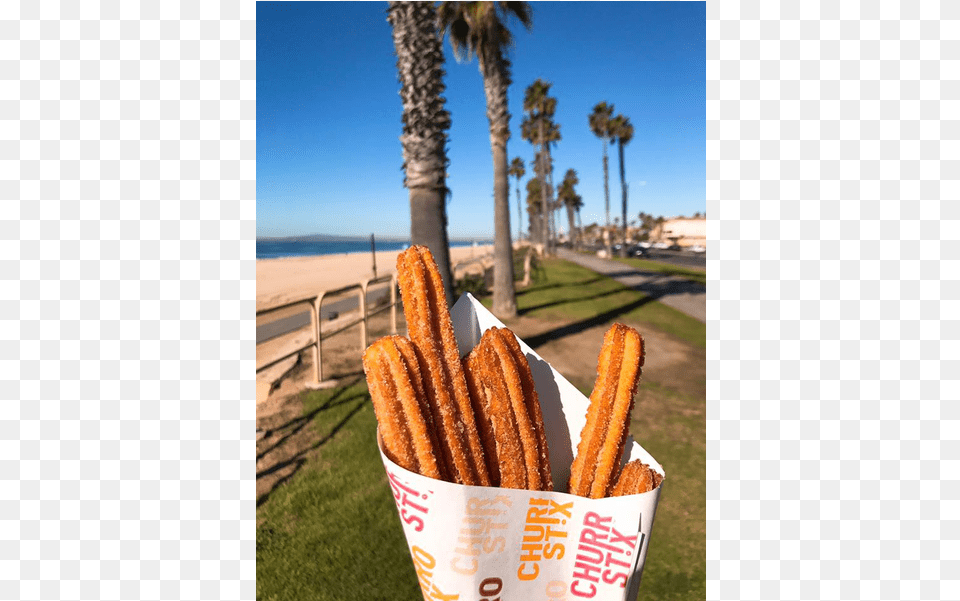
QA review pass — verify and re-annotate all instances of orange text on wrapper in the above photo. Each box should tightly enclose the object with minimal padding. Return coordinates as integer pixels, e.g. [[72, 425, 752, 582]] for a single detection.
[[451, 496, 510, 575], [411, 545, 460, 600], [517, 497, 572, 581], [570, 511, 640, 598]]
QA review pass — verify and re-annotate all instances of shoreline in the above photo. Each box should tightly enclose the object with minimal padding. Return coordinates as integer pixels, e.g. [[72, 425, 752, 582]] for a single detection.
[[256, 241, 493, 262], [256, 243, 501, 312]]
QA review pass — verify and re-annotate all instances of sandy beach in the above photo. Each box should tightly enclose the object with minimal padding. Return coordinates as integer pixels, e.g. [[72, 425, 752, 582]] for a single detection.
[[256, 243, 496, 312]]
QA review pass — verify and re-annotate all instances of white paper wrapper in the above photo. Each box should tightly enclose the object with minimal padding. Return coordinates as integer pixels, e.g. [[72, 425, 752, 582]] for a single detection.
[[379, 293, 663, 600]]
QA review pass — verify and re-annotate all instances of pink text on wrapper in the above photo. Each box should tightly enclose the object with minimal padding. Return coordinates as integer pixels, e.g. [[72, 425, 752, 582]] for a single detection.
[[569, 512, 642, 598], [517, 498, 572, 581], [451, 495, 510, 576], [387, 470, 432, 532]]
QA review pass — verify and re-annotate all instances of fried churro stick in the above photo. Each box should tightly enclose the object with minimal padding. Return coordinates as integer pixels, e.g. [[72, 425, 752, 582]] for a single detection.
[[498, 328, 552, 490], [397, 246, 490, 486], [465, 340, 526, 488], [464, 327, 552, 491], [609, 460, 659, 497], [463, 351, 501, 487], [363, 335, 445, 480], [568, 323, 645, 498]]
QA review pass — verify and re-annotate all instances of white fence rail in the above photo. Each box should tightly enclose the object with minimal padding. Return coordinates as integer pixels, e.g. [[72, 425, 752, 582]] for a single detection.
[[256, 249, 507, 389], [256, 274, 399, 388]]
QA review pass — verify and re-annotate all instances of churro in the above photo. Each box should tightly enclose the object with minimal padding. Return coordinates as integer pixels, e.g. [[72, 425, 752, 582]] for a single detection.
[[363, 335, 445, 480], [463, 327, 552, 491], [463, 351, 502, 486], [609, 460, 659, 497], [568, 323, 645, 498], [499, 328, 552, 490], [396, 245, 490, 486]]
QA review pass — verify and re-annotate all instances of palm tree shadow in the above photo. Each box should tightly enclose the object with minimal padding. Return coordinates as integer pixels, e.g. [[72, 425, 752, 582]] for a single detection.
[[523, 295, 657, 349], [514, 275, 607, 298], [257, 378, 362, 462], [518, 286, 630, 316], [256, 377, 369, 508]]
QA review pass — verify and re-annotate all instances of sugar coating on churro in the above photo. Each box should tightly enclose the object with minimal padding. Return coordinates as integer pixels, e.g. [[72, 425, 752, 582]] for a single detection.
[[463, 351, 501, 487], [476, 339, 528, 489], [362, 335, 444, 480], [498, 328, 553, 491], [568, 323, 645, 498], [609, 459, 658, 497], [397, 246, 491, 487], [487, 328, 543, 490], [462, 327, 552, 491]]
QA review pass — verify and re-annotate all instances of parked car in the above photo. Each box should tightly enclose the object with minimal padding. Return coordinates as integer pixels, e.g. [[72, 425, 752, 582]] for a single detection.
[[689, 245, 706, 253], [626, 244, 648, 258]]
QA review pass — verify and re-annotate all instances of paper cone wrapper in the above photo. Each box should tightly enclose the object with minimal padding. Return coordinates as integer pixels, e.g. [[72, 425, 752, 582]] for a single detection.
[[378, 293, 663, 601]]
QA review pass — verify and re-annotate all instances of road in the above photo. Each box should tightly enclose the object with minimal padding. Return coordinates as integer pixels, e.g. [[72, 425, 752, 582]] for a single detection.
[[556, 248, 706, 323], [256, 287, 393, 344], [580, 245, 706, 270], [636, 248, 706, 270]]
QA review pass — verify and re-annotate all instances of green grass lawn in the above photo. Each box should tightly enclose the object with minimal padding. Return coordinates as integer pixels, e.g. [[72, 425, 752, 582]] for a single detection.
[[257, 256, 705, 600], [502, 257, 705, 348], [257, 380, 424, 601], [629, 381, 706, 601]]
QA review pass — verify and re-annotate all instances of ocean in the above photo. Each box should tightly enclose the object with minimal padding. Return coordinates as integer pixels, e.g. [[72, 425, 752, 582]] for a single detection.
[[256, 239, 491, 260]]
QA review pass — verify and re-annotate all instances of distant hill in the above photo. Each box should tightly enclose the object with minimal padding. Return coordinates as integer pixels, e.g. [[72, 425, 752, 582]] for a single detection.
[[256, 233, 406, 243], [257, 233, 492, 243]]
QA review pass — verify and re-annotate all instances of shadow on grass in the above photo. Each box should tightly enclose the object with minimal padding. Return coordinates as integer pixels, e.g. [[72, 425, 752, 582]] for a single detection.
[[514, 275, 607, 297], [517, 285, 631, 316], [257, 378, 361, 462], [522, 295, 657, 349], [256, 377, 369, 508]]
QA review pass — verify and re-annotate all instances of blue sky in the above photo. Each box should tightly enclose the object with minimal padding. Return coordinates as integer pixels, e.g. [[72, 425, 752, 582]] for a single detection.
[[257, 1, 705, 239]]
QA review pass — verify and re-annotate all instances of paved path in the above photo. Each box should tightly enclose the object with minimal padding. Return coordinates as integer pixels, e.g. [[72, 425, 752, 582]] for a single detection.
[[556, 248, 706, 323]]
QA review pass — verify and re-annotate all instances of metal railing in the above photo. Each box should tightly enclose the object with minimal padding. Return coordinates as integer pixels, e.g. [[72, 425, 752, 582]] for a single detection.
[[256, 248, 504, 390], [256, 274, 399, 388]]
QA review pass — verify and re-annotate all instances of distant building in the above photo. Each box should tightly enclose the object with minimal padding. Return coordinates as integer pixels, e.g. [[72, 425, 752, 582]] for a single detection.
[[651, 217, 706, 248]]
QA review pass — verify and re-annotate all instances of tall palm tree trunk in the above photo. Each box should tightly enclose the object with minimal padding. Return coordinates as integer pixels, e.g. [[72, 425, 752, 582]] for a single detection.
[[388, 1, 454, 305], [619, 140, 627, 254], [481, 52, 517, 317], [546, 145, 556, 246], [538, 120, 549, 250], [515, 179, 522, 240], [603, 139, 611, 257]]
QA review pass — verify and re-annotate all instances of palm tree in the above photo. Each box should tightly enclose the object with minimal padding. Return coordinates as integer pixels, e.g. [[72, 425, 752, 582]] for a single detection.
[[609, 113, 634, 256], [588, 101, 615, 256], [531, 145, 557, 246], [508, 157, 525, 241], [525, 176, 549, 241], [387, 1, 455, 305], [573, 194, 584, 241], [520, 79, 560, 252], [438, 2, 532, 318], [557, 168, 581, 248]]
